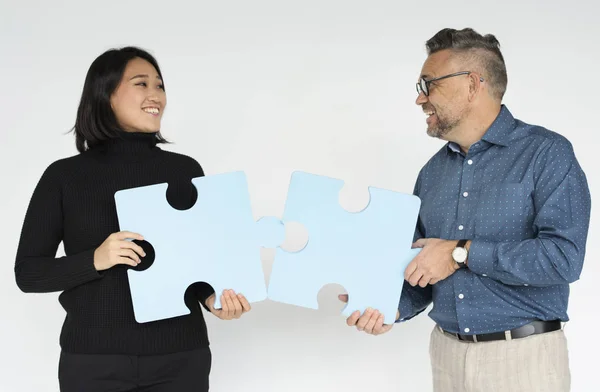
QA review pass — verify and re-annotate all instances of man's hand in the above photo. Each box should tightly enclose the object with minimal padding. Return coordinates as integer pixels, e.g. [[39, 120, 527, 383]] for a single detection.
[[338, 294, 399, 335], [405, 238, 462, 287], [205, 289, 251, 320]]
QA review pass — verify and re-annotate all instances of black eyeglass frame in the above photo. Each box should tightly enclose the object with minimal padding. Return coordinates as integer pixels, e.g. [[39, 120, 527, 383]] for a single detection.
[[416, 71, 484, 96]]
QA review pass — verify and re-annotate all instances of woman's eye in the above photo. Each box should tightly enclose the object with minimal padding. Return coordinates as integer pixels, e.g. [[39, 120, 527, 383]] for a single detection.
[[135, 82, 163, 89]]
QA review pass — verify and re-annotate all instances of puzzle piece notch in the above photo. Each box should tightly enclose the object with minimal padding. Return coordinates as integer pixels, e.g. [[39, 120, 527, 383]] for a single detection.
[[128, 240, 155, 272], [115, 171, 284, 323], [338, 181, 372, 214], [256, 216, 312, 254], [255, 216, 286, 249], [314, 282, 351, 314], [266, 171, 422, 325], [280, 221, 309, 253]]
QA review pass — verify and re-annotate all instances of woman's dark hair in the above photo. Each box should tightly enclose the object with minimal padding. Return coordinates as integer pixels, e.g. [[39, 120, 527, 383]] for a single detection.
[[71, 46, 169, 153]]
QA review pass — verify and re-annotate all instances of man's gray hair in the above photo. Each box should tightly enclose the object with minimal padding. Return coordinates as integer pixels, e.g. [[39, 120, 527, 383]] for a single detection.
[[425, 28, 508, 101]]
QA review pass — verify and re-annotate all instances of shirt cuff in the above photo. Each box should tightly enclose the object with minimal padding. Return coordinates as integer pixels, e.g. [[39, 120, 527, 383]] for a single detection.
[[467, 239, 496, 276], [395, 287, 418, 323]]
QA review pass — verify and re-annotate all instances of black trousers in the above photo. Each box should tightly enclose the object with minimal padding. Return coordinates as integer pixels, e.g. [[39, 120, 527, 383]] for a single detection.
[[58, 347, 211, 391]]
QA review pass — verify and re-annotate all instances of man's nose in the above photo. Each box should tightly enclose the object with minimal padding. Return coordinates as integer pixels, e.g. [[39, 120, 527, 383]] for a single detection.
[[415, 91, 427, 105]]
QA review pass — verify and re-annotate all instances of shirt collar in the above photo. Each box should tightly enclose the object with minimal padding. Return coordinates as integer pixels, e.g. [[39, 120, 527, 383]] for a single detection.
[[447, 104, 516, 153]]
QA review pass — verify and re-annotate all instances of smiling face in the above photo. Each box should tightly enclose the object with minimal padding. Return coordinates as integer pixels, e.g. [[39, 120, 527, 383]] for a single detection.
[[415, 49, 472, 140], [110, 57, 166, 133]]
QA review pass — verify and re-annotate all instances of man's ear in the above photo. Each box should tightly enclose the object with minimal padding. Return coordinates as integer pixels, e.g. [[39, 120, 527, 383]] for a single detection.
[[468, 73, 484, 101]]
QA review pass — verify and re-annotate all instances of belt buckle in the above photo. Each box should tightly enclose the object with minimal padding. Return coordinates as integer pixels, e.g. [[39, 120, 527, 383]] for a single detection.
[[456, 333, 476, 342]]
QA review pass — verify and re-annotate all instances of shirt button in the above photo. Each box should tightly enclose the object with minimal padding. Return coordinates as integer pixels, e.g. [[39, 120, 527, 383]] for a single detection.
[[482, 274, 487, 277], [463, 192, 469, 197], [458, 225, 464, 230], [458, 294, 464, 299], [464, 328, 470, 333], [468, 159, 473, 165]]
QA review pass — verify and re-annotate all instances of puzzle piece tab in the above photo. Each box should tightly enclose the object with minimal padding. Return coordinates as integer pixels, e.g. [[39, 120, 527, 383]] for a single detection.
[[266, 171, 421, 324], [114, 171, 279, 323]]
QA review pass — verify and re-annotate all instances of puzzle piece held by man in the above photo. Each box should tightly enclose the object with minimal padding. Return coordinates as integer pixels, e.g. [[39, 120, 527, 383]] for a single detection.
[[265, 171, 421, 325], [114, 170, 421, 324]]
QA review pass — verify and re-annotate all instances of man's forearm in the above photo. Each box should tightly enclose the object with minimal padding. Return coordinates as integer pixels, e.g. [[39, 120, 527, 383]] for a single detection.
[[467, 236, 585, 286]]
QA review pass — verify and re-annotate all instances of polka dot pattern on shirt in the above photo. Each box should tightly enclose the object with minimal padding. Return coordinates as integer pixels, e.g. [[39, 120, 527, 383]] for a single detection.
[[397, 105, 591, 335]]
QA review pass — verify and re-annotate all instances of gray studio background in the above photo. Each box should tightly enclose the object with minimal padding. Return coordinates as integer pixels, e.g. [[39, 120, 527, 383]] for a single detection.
[[1, 0, 598, 391]]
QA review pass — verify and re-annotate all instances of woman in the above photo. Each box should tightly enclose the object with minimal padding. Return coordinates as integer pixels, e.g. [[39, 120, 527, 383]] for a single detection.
[[14, 46, 250, 391]]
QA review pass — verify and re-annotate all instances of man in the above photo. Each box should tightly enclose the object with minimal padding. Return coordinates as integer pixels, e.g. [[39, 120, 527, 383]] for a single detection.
[[339, 27, 591, 391]]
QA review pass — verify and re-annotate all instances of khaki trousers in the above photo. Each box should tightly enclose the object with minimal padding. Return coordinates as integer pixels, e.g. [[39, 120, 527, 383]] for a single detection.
[[429, 324, 570, 392]]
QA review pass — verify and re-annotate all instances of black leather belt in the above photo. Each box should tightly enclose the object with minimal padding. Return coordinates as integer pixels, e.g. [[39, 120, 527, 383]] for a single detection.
[[443, 320, 562, 342]]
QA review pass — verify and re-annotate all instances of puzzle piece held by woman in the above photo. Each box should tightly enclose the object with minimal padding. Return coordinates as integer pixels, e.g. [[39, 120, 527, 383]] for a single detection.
[[265, 171, 421, 325], [114, 171, 284, 323]]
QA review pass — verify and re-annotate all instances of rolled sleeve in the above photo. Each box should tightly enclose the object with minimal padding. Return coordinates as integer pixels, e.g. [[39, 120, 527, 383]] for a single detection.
[[466, 240, 496, 276], [466, 137, 591, 287], [395, 282, 432, 323]]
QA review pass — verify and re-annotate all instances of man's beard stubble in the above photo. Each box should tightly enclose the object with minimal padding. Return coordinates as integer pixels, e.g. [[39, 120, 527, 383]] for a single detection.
[[426, 108, 465, 139]]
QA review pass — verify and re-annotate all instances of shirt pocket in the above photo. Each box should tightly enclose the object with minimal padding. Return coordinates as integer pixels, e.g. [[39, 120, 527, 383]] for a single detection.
[[473, 182, 533, 240]]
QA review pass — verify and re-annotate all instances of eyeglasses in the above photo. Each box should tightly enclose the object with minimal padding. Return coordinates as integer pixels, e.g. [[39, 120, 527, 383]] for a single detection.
[[416, 71, 484, 96]]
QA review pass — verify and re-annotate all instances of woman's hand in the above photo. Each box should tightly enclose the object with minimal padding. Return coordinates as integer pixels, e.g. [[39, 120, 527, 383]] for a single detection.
[[93, 231, 146, 271], [205, 289, 251, 320]]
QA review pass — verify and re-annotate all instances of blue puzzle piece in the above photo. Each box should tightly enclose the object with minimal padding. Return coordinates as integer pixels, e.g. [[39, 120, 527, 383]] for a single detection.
[[265, 171, 422, 324], [114, 171, 277, 323]]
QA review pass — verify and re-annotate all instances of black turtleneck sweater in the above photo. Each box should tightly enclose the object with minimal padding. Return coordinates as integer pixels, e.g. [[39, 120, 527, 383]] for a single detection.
[[14, 131, 215, 355]]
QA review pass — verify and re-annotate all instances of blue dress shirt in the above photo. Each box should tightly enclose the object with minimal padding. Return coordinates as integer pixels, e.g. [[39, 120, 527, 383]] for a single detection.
[[398, 105, 591, 335]]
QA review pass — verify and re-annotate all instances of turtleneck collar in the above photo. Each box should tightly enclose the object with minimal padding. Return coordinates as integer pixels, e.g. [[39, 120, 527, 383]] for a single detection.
[[88, 130, 161, 163]]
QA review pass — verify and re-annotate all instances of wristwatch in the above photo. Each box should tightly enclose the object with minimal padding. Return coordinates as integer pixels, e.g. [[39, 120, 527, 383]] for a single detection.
[[452, 239, 469, 268]]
